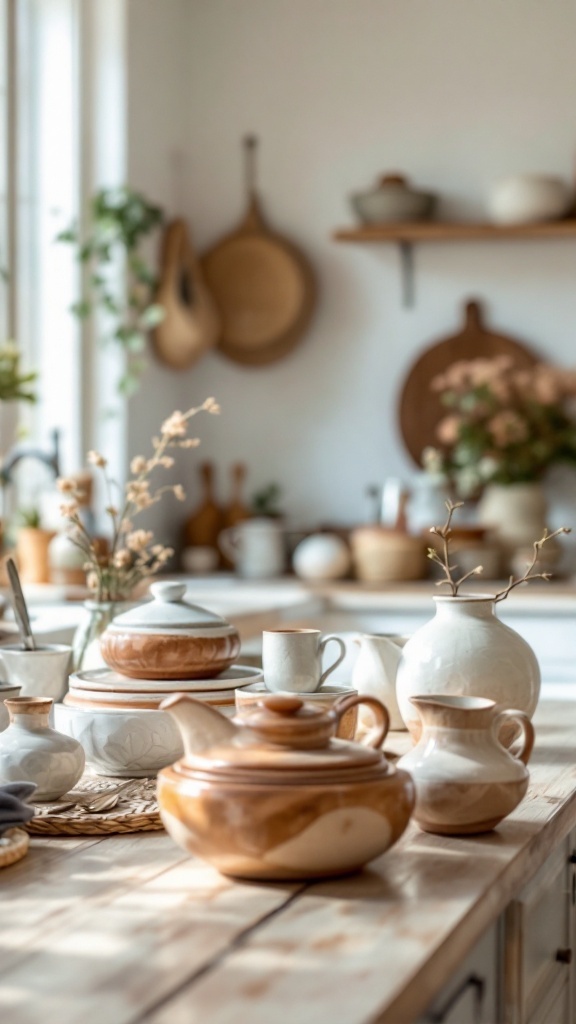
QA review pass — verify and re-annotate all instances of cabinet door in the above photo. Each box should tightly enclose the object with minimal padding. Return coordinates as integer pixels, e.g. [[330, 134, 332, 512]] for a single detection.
[[418, 924, 499, 1024], [503, 840, 572, 1024]]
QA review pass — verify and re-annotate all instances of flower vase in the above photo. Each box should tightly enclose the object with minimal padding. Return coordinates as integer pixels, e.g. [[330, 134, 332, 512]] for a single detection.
[[395, 594, 541, 741], [72, 600, 134, 673], [476, 481, 551, 572]]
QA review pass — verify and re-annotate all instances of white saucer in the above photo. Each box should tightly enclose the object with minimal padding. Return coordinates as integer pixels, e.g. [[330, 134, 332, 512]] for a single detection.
[[69, 665, 263, 693]]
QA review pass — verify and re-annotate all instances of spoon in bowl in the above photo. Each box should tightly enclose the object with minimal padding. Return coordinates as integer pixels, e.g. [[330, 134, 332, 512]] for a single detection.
[[6, 558, 36, 651]]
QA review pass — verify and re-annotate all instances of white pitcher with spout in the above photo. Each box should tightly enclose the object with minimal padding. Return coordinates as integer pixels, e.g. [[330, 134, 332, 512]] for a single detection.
[[352, 634, 409, 731]]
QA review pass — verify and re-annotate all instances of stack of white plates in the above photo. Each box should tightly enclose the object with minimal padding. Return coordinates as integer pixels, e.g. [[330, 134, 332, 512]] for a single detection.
[[54, 665, 263, 778]]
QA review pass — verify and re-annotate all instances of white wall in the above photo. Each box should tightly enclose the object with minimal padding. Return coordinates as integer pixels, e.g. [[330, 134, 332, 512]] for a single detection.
[[127, 0, 576, 537]]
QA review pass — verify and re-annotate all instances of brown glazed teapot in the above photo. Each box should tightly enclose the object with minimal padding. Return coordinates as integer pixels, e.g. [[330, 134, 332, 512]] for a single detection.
[[157, 692, 415, 880]]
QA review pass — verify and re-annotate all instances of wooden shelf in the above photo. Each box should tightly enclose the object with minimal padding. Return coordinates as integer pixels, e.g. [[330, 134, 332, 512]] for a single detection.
[[333, 219, 576, 243], [332, 219, 576, 306]]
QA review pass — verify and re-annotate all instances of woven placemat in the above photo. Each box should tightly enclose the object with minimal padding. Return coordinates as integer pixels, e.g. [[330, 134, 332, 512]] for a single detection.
[[26, 775, 163, 836], [0, 827, 30, 867]]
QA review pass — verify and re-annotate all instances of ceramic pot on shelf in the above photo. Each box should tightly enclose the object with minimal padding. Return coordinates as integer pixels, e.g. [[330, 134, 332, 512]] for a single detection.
[[157, 692, 415, 880], [395, 594, 541, 741], [476, 481, 555, 572], [397, 695, 534, 834], [0, 696, 85, 800]]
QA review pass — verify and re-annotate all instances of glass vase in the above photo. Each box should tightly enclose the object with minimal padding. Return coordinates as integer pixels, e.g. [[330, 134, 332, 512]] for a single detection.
[[72, 600, 133, 673]]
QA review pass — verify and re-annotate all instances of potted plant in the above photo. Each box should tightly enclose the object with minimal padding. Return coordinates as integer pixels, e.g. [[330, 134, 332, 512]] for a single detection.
[[56, 186, 165, 396], [15, 507, 55, 584]]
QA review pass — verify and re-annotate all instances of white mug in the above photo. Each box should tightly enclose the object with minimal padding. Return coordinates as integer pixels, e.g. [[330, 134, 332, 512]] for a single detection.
[[218, 518, 285, 579], [0, 643, 72, 702], [263, 628, 347, 693]]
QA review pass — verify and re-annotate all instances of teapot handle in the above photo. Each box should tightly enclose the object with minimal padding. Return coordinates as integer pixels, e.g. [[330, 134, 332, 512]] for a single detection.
[[334, 694, 389, 749], [493, 708, 535, 765]]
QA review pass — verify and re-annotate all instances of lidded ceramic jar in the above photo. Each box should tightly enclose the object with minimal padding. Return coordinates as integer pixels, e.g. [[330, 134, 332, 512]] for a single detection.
[[157, 692, 415, 880], [100, 581, 240, 680], [398, 695, 534, 834], [0, 696, 85, 800]]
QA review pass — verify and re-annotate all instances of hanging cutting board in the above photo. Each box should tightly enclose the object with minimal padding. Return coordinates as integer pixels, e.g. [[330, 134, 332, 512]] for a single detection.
[[201, 136, 316, 366], [153, 219, 220, 369], [398, 300, 539, 466]]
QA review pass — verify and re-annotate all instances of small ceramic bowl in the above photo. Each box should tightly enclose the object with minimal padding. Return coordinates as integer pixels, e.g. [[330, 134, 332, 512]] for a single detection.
[[53, 702, 184, 778], [350, 174, 437, 224], [100, 581, 240, 680], [235, 683, 360, 740], [0, 643, 72, 701]]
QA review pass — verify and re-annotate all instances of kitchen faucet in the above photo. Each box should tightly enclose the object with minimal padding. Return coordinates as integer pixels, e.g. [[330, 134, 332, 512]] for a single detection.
[[0, 427, 60, 486]]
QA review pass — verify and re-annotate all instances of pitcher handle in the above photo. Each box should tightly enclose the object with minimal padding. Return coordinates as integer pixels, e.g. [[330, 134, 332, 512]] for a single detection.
[[334, 694, 389, 750], [493, 708, 535, 766], [218, 527, 239, 564], [319, 635, 346, 686]]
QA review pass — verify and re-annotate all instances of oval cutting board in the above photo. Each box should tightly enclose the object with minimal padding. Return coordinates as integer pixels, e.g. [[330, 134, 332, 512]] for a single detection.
[[398, 300, 540, 466], [201, 136, 316, 366]]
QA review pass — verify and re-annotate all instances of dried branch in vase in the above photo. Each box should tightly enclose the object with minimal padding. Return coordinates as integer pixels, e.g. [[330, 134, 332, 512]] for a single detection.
[[57, 397, 220, 601], [427, 500, 570, 600]]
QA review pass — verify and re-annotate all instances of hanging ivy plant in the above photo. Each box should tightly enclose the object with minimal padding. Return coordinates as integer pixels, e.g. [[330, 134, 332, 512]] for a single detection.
[[57, 186, 165, 397]]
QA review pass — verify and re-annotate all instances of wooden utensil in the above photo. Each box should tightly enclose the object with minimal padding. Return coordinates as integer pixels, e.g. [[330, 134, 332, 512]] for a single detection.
[[183, 462, 223, 552], [398, 300, 539, 465], [221, 463, 251, 569], [201, 136, 316, 366], [6, 558, 36, 650], [153, 219, 220, 369]]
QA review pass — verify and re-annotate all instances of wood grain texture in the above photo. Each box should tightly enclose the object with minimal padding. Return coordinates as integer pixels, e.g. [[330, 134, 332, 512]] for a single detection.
[[398, 299, 538, 466], [333, 219, 576, 242], [2, 701, 576, 1024]]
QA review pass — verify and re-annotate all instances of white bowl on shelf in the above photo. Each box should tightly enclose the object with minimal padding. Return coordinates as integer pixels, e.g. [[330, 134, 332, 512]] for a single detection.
[[487, 174, 573, 225]]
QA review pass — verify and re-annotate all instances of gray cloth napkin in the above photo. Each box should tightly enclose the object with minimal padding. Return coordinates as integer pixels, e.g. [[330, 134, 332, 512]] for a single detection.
[[0, 782, 36, 834]]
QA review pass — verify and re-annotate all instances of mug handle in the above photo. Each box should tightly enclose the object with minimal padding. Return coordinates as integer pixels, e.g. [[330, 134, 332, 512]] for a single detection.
[[217, 527, 239, 564], [334, 694, 390, 749], [319, 635, 346, 685], [493, 708, 535, 765]]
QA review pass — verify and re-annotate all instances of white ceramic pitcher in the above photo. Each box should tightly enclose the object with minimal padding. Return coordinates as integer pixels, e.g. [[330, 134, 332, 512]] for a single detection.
[[218, 518, 285, 578], [351, 634, 409, 731]]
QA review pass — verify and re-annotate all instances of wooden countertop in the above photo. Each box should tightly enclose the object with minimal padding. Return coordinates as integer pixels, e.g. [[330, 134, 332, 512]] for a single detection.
[[2, 700, 576, 1024]]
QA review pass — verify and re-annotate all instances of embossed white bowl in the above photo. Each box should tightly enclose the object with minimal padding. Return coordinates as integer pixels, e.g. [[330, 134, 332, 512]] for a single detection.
[[53, 702, 184, 778]]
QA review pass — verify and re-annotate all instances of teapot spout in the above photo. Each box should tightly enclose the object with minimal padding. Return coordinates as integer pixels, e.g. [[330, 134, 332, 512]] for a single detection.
[[160, 693, 236, 758]]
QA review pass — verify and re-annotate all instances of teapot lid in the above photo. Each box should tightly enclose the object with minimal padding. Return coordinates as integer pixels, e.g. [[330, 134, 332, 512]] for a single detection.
[[176, 693, 390, 779], [110, 581, 232, 631]]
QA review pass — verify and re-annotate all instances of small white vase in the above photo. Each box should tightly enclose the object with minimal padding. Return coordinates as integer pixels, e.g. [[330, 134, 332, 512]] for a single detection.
[[0, 696, 85, 800], [395, 594, 541, 741]]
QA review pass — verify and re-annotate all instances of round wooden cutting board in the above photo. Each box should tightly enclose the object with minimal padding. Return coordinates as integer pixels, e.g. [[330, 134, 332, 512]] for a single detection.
[[201, 137, 316, 366], [398, 300, 539, 465]]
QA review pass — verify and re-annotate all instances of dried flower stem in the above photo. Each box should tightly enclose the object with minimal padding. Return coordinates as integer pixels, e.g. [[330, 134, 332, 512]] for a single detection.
[[59, 397, 220, 601], [427, 500, 571, 599]]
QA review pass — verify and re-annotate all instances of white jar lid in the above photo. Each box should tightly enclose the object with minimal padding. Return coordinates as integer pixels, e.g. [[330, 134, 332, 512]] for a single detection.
[[111, 581, 230, 631]]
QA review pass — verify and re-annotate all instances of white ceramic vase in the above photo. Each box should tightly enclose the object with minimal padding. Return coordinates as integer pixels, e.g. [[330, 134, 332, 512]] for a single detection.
[[397, 695, 533, 834], [0, 696, 85, 800], [477, 481, 548, 570], [395, 594, 541, 741], [351, 634, 408, 731]]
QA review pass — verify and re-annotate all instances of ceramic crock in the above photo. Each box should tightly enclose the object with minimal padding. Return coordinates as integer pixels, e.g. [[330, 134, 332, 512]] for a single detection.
[[0, 696, 85, 800], [397, 695, 534, 834], [157, 692, 415, 880], [395, 594, 540, 740], [99, 581, 240, 680]]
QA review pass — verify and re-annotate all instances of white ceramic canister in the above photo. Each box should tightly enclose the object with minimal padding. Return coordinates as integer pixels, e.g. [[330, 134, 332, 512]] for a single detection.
[[397, 695, 534, 834], [395, 594, 540, 741], [0, 696, 85, 800]]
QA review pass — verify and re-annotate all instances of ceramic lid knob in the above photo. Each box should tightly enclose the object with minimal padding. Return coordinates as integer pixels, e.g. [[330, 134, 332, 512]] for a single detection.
[[262, 695, 304, 716], [150, 581, 187, 603]]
